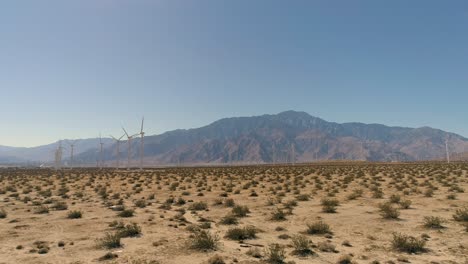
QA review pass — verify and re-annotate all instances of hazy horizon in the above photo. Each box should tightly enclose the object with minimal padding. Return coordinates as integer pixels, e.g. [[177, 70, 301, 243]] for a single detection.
[[1, 1, 467, 147]]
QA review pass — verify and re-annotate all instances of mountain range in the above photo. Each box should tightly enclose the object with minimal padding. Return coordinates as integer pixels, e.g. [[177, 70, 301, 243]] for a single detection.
[[1, 111, 467, 166]]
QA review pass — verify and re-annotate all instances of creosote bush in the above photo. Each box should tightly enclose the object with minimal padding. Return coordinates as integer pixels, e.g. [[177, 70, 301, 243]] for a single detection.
[[306, 221, 331, 235], [264, 243, 286, 264], [97, 233, 122, 249], [453, 207, 468, 222], [67, 210, 82, 219], [291, 235, 313, 256], [225, 226, 258, 241], [423, 216, 444, 229], [379, 202, 400, 219], [391, 233, 426, 253], [188, 230, 219, 251]]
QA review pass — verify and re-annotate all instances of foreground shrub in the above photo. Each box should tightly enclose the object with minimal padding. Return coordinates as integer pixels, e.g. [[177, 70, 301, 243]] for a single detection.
[[306, 221, 331, 235], [321, 198, 339, 213], [225, 226, 258, 241], [264, 243, 286, 264], [219, 214, 238, 225], [189, 201, 208, 211], [391, 233, 426, 253], [0, 209, 7, 218], [188, 230, 219, 251], [423, 216, 445, 229], [118, 209, 135, 218], [291, 235, 313, 256], [97, 233, 122, 249], [453, 207, 468, 222], [67, 210, 82, 219], [379, 202, 400, 219], [231, 205, 250, 217], [117, 223, 142, 238], [270, 208, 287, 221]]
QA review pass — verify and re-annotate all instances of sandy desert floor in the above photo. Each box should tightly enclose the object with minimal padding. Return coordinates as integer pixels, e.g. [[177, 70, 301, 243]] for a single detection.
[[0, 163, 467, 264]]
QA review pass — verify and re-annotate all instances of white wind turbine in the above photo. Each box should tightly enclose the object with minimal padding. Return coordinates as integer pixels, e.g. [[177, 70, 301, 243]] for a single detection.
[[445, 138, 450, 164], [55, 140, 64, 170], [139, 117, 145, 170], [110, 134, 125, 169], [98, 134, 104, 169], [122, 127, 139, 170], [67, 140, 77, 169]]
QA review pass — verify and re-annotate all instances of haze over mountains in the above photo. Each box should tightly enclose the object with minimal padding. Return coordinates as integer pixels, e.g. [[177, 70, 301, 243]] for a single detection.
[[1, 111, 467, 166]]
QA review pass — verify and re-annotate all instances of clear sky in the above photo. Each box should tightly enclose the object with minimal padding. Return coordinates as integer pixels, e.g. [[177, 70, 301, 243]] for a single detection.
[[1, 0, 467, 147]]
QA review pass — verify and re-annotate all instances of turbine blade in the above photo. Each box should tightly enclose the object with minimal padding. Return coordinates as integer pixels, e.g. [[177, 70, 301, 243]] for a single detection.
[[141, 117, 144, 133], [122, 127, 129, 137]]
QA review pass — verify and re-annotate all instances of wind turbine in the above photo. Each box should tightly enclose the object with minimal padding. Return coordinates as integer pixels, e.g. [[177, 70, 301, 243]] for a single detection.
[[445, 138, 450, 164], [55, 141, 64, 170], [122, 127, 139, 170], [110, 134, 125, 169], [139, 117, 145, 170], [67, 140, 77, 169], [99, 134, 104, 169]]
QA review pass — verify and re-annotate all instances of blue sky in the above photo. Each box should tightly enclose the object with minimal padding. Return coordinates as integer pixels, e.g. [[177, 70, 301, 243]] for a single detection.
[[0, 0, 467, 147]]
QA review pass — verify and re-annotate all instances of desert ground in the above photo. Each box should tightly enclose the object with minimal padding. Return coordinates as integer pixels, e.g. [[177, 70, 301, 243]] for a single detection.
[[0, 163, 467, 264]]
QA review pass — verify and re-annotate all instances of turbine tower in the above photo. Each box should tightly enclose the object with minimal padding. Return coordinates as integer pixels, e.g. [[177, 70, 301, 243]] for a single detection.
[[445, 138, 450, 164], [139, 117, 145, 170], [67, 140, 76, 169], [122, 127, 139, 170], [99, 134, 104, 169], [110, 134, 125, 169], [55, 141, 64, 170]]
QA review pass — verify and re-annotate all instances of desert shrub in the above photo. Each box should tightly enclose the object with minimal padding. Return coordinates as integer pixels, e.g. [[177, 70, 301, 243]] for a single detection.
[[463, 222, 468, 232], [134, 199, 147, 208], [219, 214, 238, 225], [270, 208, 287, 221], [389, 194, 401, 204], [399, 199, 412, 209], [231, 205, 250, 217], [453, 207, 468, 222], [188, 230, 219, 251], [337, 254, 354, 264], [207, 255, 225, 264], [317, 241, 336, 252], [391, 233, 426, 253], [295, 194, 310, 201], [189, 201, 208, 211], [321, 198, 339, 213], [33, 241, 50, 254], [117, 223, 142, 238], [34, 205, 49, 214], [97, 233, 122, 249], [291, 235, 313, 256], [118, 209, 135, 218], [246, 247, 262, 258], [67, 210, 82, 219], [347, 189, 363, 200], [424, 188, 434, 197], [98, 252, 118, 261], [52, 201, 68, 210], [264, 243, 286, 264], [447, 194, 456, 200], [379, 202, 400, 219], [0, 209, 7, 218], [225, 226, 258, 241], [224, 198, 235, 207], [423, 216, 445, 229], [306, 221, 331, 235]]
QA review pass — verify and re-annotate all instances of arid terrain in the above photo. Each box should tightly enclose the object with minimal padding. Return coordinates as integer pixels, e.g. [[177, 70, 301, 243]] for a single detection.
[[0, 163, 467, 264]]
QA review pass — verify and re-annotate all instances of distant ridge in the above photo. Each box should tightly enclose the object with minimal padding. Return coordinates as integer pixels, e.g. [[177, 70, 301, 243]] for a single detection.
[[74, 111, 468, 165], [1, 111, 467, 165]]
